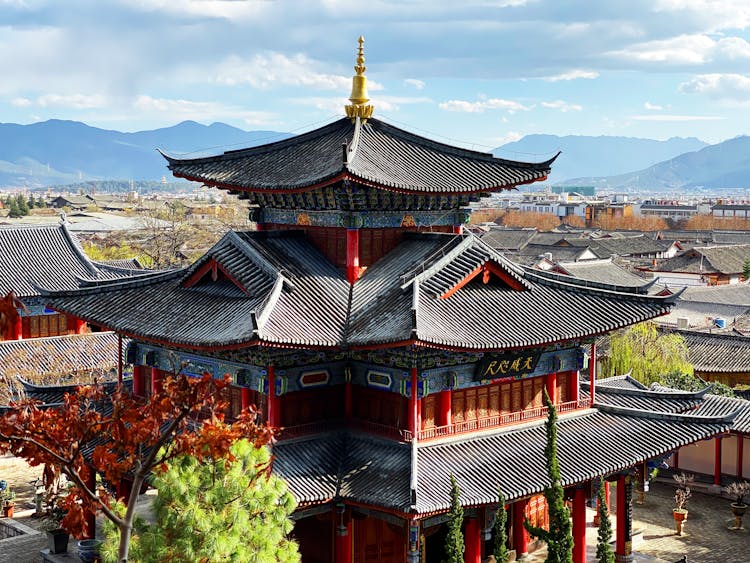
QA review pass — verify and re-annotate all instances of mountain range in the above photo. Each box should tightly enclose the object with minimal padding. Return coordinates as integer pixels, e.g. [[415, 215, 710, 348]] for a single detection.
[[493, 134, 708, 183], [0, 119, 748, 191], [0, 120, 290, 187]]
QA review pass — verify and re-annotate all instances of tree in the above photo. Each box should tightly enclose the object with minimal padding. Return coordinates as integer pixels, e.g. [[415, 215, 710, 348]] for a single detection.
[[16, 194, 29, 215], [444, 473, 464, 563], [602, 322, 693, 386], [493, 488, 509, 563], [500, 210, 561, 231], [743, 259, 750, 282], [101, 439, 299, 562], [525, 390, 573, 563], [661, 370, 735, 397], [595, 481, 614, 563], [0, 373, 271, 562]]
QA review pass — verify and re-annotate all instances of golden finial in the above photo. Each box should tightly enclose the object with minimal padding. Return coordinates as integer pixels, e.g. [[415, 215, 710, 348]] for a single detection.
[[345, 36, 374, 123]]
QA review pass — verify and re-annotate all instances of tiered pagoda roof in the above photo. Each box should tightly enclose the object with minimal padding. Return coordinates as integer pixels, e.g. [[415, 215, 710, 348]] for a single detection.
[[162, 117, 557, 197], [274, 395, 735, 513], [47, 230, 679, 351]]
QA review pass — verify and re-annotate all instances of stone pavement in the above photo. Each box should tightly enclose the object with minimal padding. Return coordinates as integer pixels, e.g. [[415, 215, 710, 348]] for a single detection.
[[525, 479, 748, 563]]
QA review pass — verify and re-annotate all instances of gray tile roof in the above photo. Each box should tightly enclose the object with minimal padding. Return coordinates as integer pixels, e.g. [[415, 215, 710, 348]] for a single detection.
[[163, 118, 555, 195], [48, 231, 679, 350], [273, 405, 732, 513], [0, 332, 122, 404], [654, 245, 750, 275], [554, 260, 654, 288], [0, 223, 145, 298], [677, 330, 750, 373], [47, 231, 350, 348], [479, 228, 538, 251]]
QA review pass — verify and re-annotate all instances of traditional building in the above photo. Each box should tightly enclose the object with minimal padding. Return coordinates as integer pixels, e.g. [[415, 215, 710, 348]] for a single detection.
[[0, 222, 142, 408], [45, 39, 735, 562]]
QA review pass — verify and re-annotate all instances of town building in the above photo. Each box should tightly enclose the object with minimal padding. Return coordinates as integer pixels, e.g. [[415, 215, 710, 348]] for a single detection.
[[44, 39, 735, 563]]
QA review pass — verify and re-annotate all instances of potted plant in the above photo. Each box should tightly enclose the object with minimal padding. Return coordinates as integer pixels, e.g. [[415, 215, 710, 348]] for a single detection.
[[42, 497, 69, 554], [1, 487, 16, 518], [672, 472, 693, 536], [724, 480, 750, 530]]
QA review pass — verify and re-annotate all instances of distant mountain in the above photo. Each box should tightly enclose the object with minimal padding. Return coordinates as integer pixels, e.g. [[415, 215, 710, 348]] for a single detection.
[[563, 136, 750, 190], [0, 119, 291, 187], [493, 134, 707, 182]]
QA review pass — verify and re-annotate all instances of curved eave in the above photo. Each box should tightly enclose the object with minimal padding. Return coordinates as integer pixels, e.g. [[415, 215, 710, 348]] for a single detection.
[[170, 167, 549, 197]]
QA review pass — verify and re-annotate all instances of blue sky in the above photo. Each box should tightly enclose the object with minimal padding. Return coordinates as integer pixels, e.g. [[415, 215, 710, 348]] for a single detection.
[[2, 0, 750, 152]]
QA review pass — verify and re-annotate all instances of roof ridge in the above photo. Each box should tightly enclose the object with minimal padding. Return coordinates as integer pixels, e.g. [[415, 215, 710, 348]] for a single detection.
[[369, 117, 560, 169], [596, 402, 738, 424], [160, 117, 351, 165]]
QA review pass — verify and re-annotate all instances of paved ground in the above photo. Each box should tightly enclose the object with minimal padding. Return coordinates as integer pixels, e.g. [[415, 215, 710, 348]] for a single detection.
[[1, 455, 749, 562]]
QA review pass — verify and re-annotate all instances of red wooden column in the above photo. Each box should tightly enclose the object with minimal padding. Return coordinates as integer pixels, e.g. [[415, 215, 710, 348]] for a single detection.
[[151, 367, 163, 395], [615, 475, 633, 562], [334, 505, 352, 563], [267, 365, 279, 427], [572, 486, 587, 563], [409, 367, 419, 438], [438, 389, 452, 427], [714, 437, 723, 486], [464, 516, 481, 563], [673, 450, 680, 470], [117, 335, 123, 385], [738, 436, 745, 478], [513, 499, 529, 559], [452, 225, 462, 234], [84, 469, 96, 539], [346, 229, 360, 284], [589, 342, 597, 405], [13, 314, 22, 339], [241, 387, 252, 411], [132, 365, 145, 397], [570, 369, 580, 403], [546, 372, 557, 405]]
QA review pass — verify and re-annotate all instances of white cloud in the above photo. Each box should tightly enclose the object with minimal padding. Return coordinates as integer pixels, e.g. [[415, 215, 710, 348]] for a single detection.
[[630, 114, 724, 121], [119, 0, 270, 21], [644, 101, 663, 110], [653, 0, 750, 32], [609, 34, 750, 65], [213, 52, 383, 92], [543, 70, 599, 82], [679, 73, 750, 102], [439, 98, 532, 113], [540, 100, 582, 112], [37, 93, 107, 109], [404, 78, 425, 90], [10, 97, 32, 107]]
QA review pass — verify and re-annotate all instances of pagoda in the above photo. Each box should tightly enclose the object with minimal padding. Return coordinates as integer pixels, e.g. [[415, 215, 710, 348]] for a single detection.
[[47, 38, 735, 562]]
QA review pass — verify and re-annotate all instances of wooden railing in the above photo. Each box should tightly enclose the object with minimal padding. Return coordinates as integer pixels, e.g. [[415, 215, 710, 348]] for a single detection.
[[276, 398, 592, 442], [414, 398, 592, 441]]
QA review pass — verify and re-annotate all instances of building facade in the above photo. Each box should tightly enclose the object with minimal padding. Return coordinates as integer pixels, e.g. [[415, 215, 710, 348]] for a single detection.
[[46, 40, 735, 563]]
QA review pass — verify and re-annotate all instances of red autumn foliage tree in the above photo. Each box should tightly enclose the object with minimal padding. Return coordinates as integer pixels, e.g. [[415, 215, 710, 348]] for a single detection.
[[0, 373, 272, 563]]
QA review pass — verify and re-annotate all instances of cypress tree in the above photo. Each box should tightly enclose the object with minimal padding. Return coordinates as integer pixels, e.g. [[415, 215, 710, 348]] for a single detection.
[[444, 473, 465, 563], [595, 480, 615, 563], [493, 488, 509, 563], [525, 389, 573, 563]]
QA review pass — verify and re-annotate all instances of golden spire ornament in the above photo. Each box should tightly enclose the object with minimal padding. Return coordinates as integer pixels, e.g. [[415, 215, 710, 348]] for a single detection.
[[345, 36, 374, 123]]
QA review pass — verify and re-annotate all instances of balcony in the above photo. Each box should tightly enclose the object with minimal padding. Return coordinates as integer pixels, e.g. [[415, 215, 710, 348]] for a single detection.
[[276, 398, 591, 443]]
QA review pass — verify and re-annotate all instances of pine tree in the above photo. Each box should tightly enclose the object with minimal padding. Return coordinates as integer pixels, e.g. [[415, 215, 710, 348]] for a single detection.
[[524, 389, 573, 563], [444, 473, 465, 563], [595, 481, 615, 563], [743, 259, 750, 282], [102, 439, 300, 562], [493, 488, 509, 563], [16, 194, 29, 215], [8, 199, 22, 218]]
